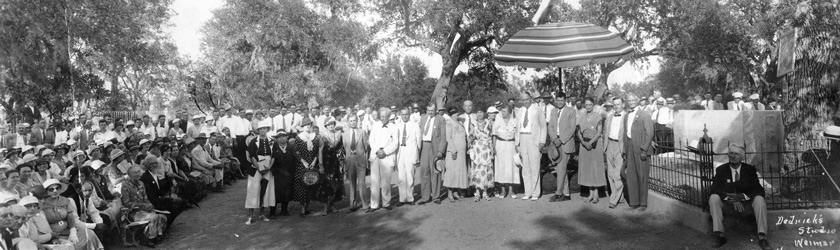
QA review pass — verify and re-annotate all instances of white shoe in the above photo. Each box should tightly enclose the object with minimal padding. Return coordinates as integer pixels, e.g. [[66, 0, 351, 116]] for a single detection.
[[530, 197, 539, 201], [511, 194, 518, 199], [521, 196, 531, 200], [245, 217, 253, 225]]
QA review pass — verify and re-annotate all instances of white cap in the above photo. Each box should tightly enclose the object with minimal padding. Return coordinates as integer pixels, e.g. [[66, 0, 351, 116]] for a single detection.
[[823, 126, 840, 141], [749, 94, 760, 100], [486, 106, 499, 113], [126, 120, 135, 126], [732, 92, 744, 98], [192, 114, 205, 120], [257, 119, 272, 130]]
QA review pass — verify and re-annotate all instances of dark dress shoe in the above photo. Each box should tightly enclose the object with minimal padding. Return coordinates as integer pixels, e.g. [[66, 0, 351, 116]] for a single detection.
[[626, 206, 639, 211], [396, 202, 404, 207], [549, 195, 563, 202], [433, 199, 441, 204], [711, 233, 727, 248], [409, 201, 416, 205], [608, 204, 617, 209], [637, 206, 647, 211], [348, 206, 360, 213], [384, 205, 393, 210], [758, 239, 770, 250], [560, 195, 571, 201], [364, 208, 378, 214], [417, 200, 429, 205]]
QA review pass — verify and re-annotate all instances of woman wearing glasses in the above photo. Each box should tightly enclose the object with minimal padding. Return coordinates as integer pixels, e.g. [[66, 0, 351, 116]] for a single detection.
[[41, 179, 105, 250]]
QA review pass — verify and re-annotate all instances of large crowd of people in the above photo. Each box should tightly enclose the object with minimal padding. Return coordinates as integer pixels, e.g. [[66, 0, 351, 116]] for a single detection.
[[0, 88, 777, 249]]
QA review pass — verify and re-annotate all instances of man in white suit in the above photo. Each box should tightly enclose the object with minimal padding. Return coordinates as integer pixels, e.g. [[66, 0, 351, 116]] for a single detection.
[[368, 108, 400, 212], [395, 108, 421, 206], [515, 92, 547, 201]]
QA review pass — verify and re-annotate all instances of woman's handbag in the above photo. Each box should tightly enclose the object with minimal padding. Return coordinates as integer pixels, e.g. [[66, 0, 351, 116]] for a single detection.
[[301, 168, 321, 187]]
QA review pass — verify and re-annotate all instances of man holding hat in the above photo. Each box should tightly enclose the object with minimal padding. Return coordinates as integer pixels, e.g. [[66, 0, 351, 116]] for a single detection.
[[728, 92, 746, 110], [547, 92, 576, 202]]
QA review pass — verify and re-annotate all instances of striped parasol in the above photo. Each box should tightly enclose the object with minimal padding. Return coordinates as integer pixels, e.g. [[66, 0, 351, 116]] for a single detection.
[[495, 22, 634, 68]]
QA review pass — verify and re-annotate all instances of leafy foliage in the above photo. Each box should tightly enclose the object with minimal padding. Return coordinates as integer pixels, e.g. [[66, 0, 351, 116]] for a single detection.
[[0, 0, 173, 120], [196, 0, 376, 110]]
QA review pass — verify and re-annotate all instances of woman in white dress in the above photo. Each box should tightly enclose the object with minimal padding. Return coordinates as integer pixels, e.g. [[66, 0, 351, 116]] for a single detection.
[[493, 105, 519, 198], [244, 120, 276, 225]]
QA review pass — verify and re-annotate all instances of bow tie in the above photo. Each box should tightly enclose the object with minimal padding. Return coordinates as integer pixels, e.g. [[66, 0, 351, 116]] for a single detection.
[[614, 113, 622, 117]]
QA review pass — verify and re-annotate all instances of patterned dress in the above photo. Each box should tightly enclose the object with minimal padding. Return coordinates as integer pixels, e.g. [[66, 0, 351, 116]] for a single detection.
[[292, 133, 323, 203], [121, 179, 168, 241], [468, 119, 495, 189], [320, 130, 344, 202]]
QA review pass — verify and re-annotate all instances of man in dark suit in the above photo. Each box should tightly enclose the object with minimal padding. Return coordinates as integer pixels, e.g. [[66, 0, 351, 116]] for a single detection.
[[342, 115, 370, 212], [18, 101, 41, 125], [417, 104, 447, 205], [622, 94, 654, 211], [139, 155, 185, 230], [548, 92, 576, 202], [709, 144, 770, 249], [29, 119, 47, 146]]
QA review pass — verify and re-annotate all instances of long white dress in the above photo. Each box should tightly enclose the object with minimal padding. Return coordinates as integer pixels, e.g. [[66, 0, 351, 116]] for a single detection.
[[493, 117, 520, 184]]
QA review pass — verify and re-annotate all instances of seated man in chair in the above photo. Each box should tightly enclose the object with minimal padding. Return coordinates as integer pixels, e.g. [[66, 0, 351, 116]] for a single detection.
[[709, 144, 770, 250]]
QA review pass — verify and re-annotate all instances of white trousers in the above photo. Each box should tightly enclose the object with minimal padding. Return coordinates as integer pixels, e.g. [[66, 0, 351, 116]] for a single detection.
[[519, 133, 542, 198], [397, 148, 416, 202], [370, 158, 393, 209], [605, 141, 624, 205]]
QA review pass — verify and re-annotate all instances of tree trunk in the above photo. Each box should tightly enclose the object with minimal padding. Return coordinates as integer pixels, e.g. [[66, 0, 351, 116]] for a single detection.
[[111, 74, 119, 107], [430, 49, 461, 110], [588, 65, 616, 101]]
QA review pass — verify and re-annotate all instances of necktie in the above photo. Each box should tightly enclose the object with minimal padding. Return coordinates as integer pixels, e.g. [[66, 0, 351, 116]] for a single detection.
[[401, 123, 407, 146], [522, 108, 530, 129], [2, 229, 13, 249], [350, 129, 356, 151], [734, 170, 740, 182]]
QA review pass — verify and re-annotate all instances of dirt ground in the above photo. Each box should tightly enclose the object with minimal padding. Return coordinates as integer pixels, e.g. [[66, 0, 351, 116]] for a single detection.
[[135, 173, 778, 250]]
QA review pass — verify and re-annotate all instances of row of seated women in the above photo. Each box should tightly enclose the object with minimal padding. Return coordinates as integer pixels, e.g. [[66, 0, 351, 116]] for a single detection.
[[0, 138, 227, 249]]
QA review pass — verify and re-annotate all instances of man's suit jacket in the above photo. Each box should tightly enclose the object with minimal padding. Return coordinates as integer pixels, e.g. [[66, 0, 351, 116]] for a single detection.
[[514, 103, 547, 147], [43, 128, 56, 145], [710, 162, 765, 200], [140, 171, 165, 208], [18, 106, 40, 124], [418, 114, 447, 157], [603, 110, 626, 154], [622, 107, 654, 156], [3, 133, 27, 149], [396, 121, 421, 162], [30, 127, 44, 145], [342, 127, 369, 158], [547, 105, 577, 154]]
